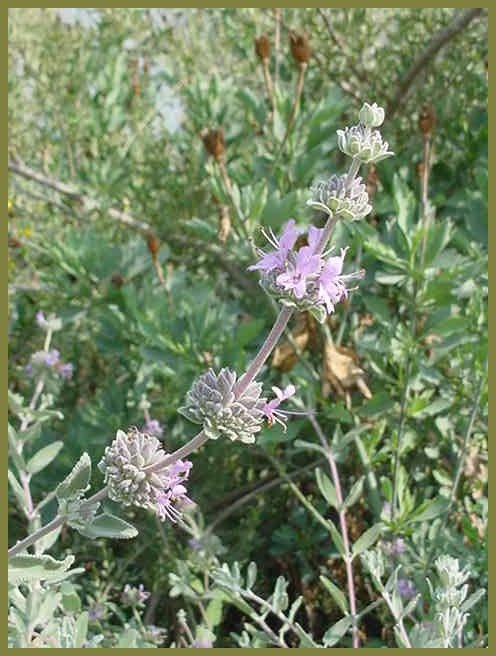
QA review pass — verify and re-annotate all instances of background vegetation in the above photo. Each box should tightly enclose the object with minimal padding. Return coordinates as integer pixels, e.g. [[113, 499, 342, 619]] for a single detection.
[[8, 8, 487, 648]]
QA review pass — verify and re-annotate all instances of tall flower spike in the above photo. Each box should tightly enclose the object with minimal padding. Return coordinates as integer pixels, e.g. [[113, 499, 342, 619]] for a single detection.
[[98, 427, 192, 523], [178, 368, 267, 444]]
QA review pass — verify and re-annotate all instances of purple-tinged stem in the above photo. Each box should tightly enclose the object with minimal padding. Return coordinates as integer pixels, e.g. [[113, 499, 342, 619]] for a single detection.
[[309, 413, 360, 649]]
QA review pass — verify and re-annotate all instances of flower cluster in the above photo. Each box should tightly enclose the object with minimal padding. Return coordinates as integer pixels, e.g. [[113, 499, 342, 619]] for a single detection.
[[142, 418, 164, 438], [98, 427, 192, 523], [26, 349, 74, 379], [309, 174, 372, 220], [248, 220, 363, 323], [179, 368, 266, 444], [336, 102, 393, 164], [121, 583, 150, 607]]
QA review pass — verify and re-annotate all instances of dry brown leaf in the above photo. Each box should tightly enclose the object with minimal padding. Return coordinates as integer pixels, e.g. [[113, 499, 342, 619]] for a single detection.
[[321, 339, 372, 408], [271, 312, 318, 372]]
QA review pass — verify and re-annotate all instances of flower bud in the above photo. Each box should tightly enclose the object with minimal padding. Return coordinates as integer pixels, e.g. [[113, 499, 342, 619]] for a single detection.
[[337, 124, 394, 163], [359, 102, 385, 128], [178, 368, 266, 444]]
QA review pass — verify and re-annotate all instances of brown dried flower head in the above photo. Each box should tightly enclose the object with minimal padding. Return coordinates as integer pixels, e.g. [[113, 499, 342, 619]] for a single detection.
[[146, 233, 161, 257], [418, 104, 436, 138], [289, 31, 311, 65], [200, 127, 225, 162], [254, 34, 271, 61]]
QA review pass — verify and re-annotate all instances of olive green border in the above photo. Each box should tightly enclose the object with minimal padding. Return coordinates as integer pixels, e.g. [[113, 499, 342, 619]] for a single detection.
[[5, 3, 490, 654]]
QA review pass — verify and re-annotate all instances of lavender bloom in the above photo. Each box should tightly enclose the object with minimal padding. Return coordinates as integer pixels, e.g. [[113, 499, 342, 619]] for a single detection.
[[397, 578, 416, 599], [276, 247, 322, 299], [88, 602, 106, 622], [249, 224, 363, 323], [145, 625, 167, 644], [392, 537, 406, 555], [263, 384, 296, 430], [27, 349, 60, 374], [58, 362, 74, 379], [248, 219, 301, 273], [143, 418, 164, 438], [98, 427, 193, 522], [35, 311, 48, 328], [122, 583, 151, 606]]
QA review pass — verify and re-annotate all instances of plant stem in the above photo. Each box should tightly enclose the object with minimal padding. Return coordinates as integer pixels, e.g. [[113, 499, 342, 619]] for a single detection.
[[261, 57, 275, 114], [280, 61, 307, 150], [8, 487, 108, 559], [308, 413, 360, 649]]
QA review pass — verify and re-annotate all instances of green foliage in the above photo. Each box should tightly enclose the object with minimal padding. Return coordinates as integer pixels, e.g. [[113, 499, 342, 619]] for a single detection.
[[8, 7, 487, 649]]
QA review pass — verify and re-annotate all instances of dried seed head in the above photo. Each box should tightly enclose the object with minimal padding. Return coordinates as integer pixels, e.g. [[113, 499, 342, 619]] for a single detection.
[[146, 232, 161, 257], [200, 127, 225, 162], [289, 31, 311, 65], [254, 34, 271, 60], [418, 104, 435, 138]]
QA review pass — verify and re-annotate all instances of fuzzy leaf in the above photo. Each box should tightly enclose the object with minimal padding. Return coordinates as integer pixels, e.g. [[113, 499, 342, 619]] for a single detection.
[[352, 523, 384, 558], [315, 468, 339, 509], [26, 441, 63, 476], [8, 554, 77, 586], [81, 513, 138, 539], [320, 575, 348, 615], [56, 453, 92, 500], [323, 615, 353, 647], [342, 477, 364, 510]]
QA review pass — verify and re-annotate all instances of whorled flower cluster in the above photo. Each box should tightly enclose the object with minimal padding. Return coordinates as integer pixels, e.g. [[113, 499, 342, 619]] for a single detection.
[[98, 427, 192, 522], [248, 220, 363, 323], [337, 123, 393, 163], [178, 368, 266, 444], [309, 174, 372, 220]]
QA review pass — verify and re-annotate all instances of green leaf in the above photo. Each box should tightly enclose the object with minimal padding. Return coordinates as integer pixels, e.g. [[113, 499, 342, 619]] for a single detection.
[[342, 477, 365, 511], [315, 468, 339, 509], [407, 498, 449, 524], [82, 513, 138, 539], [323, 615, 353, 647], [26, 441, 64, 475], [56, 453, 92, 500], [246, 561, 257, 589], [8, 470, 25, 508], [8, 554, 77, 586], [328, 519, 346, 557], [320, 575, 348, 614], [74, 612, 89, 648], [352, 523, 384, 558], [116, 628, 139, 648]]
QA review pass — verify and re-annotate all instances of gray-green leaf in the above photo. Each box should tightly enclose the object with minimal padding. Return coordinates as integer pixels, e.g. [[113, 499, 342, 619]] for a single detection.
[[26, 441, 64, 476], [56, 452, 91, 500]]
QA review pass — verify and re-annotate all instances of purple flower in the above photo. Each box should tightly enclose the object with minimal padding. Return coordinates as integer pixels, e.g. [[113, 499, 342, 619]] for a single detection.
[[397, 578, 416, 599], [317, 248, 349, 313], [263, 384, 296, 430], [155, 459, 193, 523], [306, 225, 326, 253], [276, 247, 321, 298], [248, 219, 300, 273], [392, 538, 406, 555], [35, 311, 48, 328], [143, 418, 164, 438], [122, 583, 150, 606], [58, 362, 74, 379], [88, 602, 106, 621]]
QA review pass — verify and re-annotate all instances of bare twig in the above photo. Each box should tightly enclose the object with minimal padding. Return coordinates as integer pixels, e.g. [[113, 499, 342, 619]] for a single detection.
[[387, 8, 485, 115]]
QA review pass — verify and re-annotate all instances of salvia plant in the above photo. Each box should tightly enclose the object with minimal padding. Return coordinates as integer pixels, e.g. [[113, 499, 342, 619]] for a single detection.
[[8, 99, 486, 647]]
